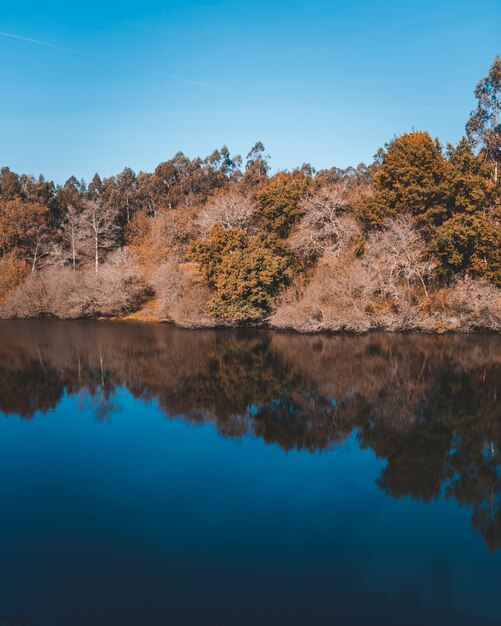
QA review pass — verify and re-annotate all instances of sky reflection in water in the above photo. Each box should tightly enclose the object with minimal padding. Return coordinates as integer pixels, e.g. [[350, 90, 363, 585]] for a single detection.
[[0, 320, 500, 626]]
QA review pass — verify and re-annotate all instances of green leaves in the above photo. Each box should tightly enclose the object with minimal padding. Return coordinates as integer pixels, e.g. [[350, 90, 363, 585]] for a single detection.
[[434, 213, 501, 284], [190, 225, 292, 321], [466, 55, 501, 183]]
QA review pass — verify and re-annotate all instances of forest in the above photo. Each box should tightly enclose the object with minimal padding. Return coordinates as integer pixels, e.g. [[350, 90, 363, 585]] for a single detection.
[[0, 57, 500, 332]]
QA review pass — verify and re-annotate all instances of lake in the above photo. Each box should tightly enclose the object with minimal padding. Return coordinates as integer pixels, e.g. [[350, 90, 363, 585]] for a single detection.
[[0, 320, 500, 626]]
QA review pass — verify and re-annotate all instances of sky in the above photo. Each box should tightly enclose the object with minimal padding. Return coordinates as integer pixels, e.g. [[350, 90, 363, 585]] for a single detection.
[[1, 0, 500, 183]]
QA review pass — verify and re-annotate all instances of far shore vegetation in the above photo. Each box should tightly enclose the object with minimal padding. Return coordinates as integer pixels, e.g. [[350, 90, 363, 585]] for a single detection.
[[1, 57, 500, 332]]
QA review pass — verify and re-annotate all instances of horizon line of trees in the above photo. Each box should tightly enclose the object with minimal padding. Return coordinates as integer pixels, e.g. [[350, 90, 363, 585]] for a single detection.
[[0, 56, 500, 331]]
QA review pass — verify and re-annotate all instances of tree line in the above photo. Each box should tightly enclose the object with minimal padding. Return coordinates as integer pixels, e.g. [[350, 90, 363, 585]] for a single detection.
[[0, 57, 500, 331]]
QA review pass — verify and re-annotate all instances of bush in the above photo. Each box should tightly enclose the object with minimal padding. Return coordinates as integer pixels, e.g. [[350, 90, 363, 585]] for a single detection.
[[1, 249, 149, 319], [423, 277, 501, 332], [150, 258, 213, 327], [271, 256, 375, 332], [190, 224, 292, 322]]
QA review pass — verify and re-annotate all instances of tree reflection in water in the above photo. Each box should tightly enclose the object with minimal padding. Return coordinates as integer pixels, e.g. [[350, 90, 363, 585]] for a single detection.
[[1, 320, 500, 549], [0, 612, 32, 626]]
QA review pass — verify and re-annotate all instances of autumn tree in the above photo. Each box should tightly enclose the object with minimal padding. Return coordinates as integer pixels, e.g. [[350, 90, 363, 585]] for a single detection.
[[362, 131, 450, 228], [0, 167, 21, 199], [0, 252, 29, 304], [0, 199, 49, 265], [446, 137, 494, 213], [433, 138, 500, 283], [255, 170, 311, 238]]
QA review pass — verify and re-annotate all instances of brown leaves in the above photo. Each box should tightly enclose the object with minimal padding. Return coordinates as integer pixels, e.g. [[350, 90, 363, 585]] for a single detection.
[[0, 199, 48, 255]]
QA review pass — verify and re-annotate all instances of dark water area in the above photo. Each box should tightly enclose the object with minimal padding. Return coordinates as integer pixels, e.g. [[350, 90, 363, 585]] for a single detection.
[[0, 321, 500, 626]]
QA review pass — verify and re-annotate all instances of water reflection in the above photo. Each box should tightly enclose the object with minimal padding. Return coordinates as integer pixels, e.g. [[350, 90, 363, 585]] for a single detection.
[[0, 614, 32, 626], [1, 320, 500, 550]]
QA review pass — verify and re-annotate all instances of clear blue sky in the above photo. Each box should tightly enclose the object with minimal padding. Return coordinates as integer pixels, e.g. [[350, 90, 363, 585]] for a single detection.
[[1, 0, 500, 183]]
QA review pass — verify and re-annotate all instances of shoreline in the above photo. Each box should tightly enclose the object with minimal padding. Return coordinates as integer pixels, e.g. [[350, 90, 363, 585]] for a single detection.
[[1, 314, 499, 335]]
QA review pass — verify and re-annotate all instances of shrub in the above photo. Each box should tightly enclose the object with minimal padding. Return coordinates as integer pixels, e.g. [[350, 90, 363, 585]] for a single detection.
[[190, 225, 292, 322], [1, 249, 149, 319]]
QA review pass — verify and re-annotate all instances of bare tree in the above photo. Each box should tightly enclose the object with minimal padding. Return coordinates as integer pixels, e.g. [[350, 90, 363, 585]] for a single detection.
[[198, 189, 256, 232], [271, 255, 375, 333], [149, 259, 212, 327], [273, 218, 437, 333], [150, 257, 184, 316], [29, 222, 50, 273], [56, 204, 85, 270], [364, 216, 435, 301], [80, 199, 121, 273], [289, 185, 362, 259]]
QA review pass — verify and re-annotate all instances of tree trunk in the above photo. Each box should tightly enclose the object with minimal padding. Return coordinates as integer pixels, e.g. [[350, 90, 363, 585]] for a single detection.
[[93, 210, 99, 274], [71, 226, 76, 271], [31, 242, 38, 273]]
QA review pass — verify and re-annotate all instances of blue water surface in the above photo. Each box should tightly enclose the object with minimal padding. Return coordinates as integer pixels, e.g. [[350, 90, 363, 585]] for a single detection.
[[0, 321, 500, 625]]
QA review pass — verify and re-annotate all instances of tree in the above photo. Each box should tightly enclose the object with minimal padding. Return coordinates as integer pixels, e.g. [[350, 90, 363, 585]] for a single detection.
[[190, 225, 292, 321], [211, 235, 291, 320], [80, 199, 120, 273], [190, 224, 248, 288], [58, 176, 86, 209], [288, 185, 362, 260], [362, 132, 450, 228], [255, 170, 311, 238], [88, 173, 103, 199], [149, 147, 241, 212], [29, 221, 50, 272], [57, 204, 85, 270], [241, 141, 270, 188], [0, 167, 21, 199], [433, 212, 501, 284], [363, 216, 435, 300], [204, 146, 242, 183], [0, 199, 48, 261], [466, 56, 501, 183], [0, 251, 28, 304], [446, 137, 494, 214], [198, 188, 255, 232], [115, 167, 139, 225]]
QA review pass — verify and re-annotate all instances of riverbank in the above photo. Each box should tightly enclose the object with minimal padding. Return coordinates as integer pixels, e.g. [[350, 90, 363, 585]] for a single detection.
[[4, 288, 498, 334]]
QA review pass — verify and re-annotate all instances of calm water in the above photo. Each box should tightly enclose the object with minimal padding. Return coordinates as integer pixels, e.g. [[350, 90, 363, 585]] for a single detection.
[[0, 321, 500, 626]]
